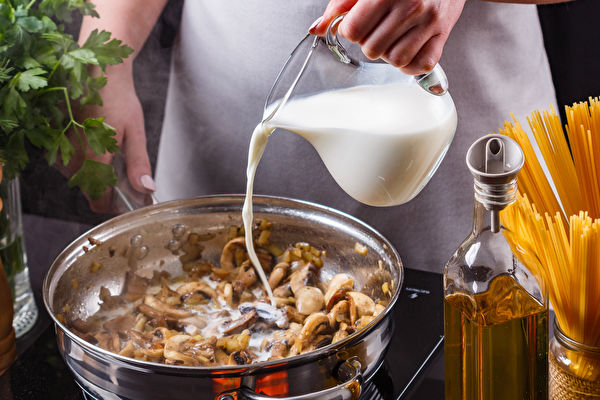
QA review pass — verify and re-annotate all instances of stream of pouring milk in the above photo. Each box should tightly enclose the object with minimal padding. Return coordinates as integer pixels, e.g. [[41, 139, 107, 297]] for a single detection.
[[243, 82, 456, 305]]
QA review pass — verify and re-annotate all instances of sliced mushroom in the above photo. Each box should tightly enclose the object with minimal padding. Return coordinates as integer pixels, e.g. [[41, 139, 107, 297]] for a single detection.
[[123, 272, 150, 302], [134, 314, 148, 331], [144, 295, 192, 319], [185, 260, 214, 280], [273, 284, 293, 298], [126, 327, 169, 357], [267, 341, 289, 360], [180, 315, 208, 332], [324, 274, 354, 311], [295, 286, 325, 315], [119, 340, 135, 357], [164, 334, 214, 366], [289, 263, 318, 295], [216, 329, 251, 353], [268, 262, 290, 289], [268, 322, 302, 356], [232, 263, 257, 294], [149, 270, 171, 287], [239, 290, 256, 303], [346, 291, 376, 324], [137, 303, 171, 328], [354, 315, 376, 330], [155, 279, 181, 306], [98, 286, 124, 310], [211, 265, 236, 281], [332, 328, 349, 344], [220, 309, 258, 334], [140, 347, 165, 359], [215, 348, 229, 365], [327, 299, 350, 328], [255, 250, 274, 274], [238, 302, 287, 328], [217, 281, 234, 307], [228, 350, 253, 365], [220, 237, 247, 270], [69, 317, 95, 334], [273, 296, 294, 308], [179, 234, 205, 264], [302, 334, 332, 353], [283, 305, 306, 324], [94, 332, 121, 352], [301, 312, 330, 336], [290, 312, 330, 354], [103, 314, 136, 335], [176, 282, 217, 305]]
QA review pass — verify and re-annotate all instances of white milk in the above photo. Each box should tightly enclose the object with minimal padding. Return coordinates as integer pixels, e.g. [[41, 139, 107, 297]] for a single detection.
[[243, 82, 457, 301]]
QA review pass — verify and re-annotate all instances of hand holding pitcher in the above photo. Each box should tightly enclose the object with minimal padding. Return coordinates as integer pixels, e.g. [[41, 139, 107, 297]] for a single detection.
[[310, 0, 467, 75]]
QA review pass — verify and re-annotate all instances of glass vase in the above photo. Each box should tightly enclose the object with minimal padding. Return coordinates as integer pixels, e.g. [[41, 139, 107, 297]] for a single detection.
[[0, 176, 38, 338], [550, 318, 600, 399]]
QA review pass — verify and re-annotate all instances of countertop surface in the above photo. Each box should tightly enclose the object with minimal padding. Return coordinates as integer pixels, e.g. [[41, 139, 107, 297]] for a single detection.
[[1, 214, 445, 399]]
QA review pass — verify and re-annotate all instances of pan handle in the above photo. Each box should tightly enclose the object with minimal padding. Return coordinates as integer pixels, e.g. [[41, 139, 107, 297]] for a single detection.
[[111, 153, 159, 213], [217, 358, 362, 400]]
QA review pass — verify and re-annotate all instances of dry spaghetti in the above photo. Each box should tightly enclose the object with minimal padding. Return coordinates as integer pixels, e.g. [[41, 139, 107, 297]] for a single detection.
[[500, 98, 600, 381]]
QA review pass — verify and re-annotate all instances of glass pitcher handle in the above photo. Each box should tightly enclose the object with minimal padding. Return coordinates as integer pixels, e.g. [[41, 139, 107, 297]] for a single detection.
[[325, 14, 357, 65], [325, 14, 449, 96]]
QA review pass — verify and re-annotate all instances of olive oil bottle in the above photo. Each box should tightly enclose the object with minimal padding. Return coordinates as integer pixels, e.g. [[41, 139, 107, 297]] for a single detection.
[[444, 135, 548, 400]]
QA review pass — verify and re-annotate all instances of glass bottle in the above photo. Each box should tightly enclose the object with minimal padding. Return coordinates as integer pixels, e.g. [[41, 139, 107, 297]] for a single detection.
[[444, 135, 548, 400], [0, 172, 38, 338]]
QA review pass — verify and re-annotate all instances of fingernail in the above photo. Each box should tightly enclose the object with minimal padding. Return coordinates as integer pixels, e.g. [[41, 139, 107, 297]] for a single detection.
[[140, 174, 156, 192], [309, 16, 323, 33]]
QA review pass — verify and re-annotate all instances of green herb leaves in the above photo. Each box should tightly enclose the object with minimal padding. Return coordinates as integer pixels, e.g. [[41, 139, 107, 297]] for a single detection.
[[0, 0, 133, 199], [82, 29, 132, 68], [68, 158, 117, 200], [15, 67, 48, 91]]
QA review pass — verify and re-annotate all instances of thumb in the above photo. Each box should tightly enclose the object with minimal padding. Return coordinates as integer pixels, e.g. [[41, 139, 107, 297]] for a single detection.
[[309, 0, 359, 35], [122, 126, 154, 194]]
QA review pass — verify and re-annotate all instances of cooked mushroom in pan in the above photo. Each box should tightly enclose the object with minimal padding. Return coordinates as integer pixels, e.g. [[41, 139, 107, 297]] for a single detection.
[[62, 221, 390, 366]]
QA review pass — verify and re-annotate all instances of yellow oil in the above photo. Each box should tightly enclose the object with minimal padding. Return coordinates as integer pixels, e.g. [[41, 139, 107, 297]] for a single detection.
[[444, 274, 548, 400]]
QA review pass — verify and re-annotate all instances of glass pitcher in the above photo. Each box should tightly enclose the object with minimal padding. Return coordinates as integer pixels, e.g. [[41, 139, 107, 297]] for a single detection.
[[262, 15, 458, 207]]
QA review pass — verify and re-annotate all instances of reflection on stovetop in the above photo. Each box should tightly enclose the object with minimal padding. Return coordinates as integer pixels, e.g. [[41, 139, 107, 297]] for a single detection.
[[7, 268, 444, 400]]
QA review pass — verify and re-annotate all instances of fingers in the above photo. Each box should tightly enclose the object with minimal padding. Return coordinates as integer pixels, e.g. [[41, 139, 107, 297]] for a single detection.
[[380, 21, 442, 72], [338, 2, 389, 44], [122, 118, 154, 194], [309, 0, 358, 35], [357, 5, 423, 61], [394, 33, 445, 75], [310, 0, 465, 76]]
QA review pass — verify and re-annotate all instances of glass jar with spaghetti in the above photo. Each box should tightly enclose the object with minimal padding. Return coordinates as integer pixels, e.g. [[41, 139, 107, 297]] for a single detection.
[[550, 318, 600, 399]]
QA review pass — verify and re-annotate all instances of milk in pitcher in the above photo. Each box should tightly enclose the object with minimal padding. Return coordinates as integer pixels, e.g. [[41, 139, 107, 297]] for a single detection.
[[242, 81, 457, 303]]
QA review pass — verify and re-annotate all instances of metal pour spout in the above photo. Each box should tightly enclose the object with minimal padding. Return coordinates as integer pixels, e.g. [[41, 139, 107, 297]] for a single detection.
[[466, 135, 525, 233]]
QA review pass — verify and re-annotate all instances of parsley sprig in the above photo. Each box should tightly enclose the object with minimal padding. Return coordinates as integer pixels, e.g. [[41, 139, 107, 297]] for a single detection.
[[0, 0, 133, 199]]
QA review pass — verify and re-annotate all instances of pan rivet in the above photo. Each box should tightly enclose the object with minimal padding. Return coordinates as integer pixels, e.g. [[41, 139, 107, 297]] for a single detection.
[[134, 245, 149, 259], [172, 224, 187, 239], [167, 239, 180, 252], [130, 234, 144, 247]]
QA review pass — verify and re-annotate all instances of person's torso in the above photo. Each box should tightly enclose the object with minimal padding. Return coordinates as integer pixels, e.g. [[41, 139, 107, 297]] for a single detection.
[[155, 0, 556, 273]]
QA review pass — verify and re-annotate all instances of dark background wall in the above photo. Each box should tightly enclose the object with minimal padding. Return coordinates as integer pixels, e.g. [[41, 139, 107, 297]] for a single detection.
[[20, 0, 600, 224], [538, 0, 600, 123]]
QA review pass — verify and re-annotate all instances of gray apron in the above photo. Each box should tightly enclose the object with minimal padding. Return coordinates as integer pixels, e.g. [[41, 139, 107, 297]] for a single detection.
[[155, 1, 556, 273]]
